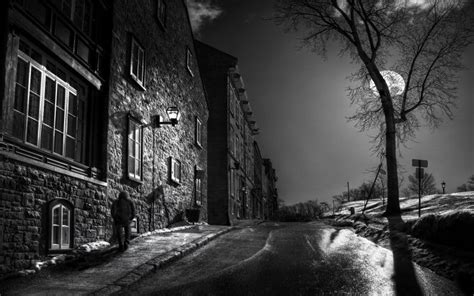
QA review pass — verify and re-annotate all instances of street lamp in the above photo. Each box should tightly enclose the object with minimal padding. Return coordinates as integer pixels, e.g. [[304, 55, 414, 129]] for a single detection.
[[442, 181, 446, 194], [150, 106, 181, 128]]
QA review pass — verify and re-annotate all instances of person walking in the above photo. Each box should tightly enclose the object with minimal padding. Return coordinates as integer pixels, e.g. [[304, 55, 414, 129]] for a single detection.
[[111, 191, 135, 251]]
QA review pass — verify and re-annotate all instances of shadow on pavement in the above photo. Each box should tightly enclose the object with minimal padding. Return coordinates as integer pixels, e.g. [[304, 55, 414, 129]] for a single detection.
[[387, 215, 423, 296]]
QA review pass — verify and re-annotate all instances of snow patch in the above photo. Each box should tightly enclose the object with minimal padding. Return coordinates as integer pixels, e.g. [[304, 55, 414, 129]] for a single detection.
[[78, 240, 110, 253]]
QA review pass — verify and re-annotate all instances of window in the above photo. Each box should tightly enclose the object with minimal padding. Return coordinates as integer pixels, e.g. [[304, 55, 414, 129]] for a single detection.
[[229, 83, 236, 116], [229, 169, 234, 197], [129, 37, 145, 87], [195, 116, 202, 148], [12, 41, 87, 163], [48, 199, 73, 251], [127, 117, 143, 181], [186, 48, 194, 77], [229, 126, 234, 155], [170, 157, 181, 184], [53, 0, 93, 37], [194, 167, 203, 206], [156, 0, 167, 27]]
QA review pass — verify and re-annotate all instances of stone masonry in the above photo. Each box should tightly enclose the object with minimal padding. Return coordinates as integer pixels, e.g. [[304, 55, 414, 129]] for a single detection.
[[106, 0, 208, 232], [0, 0, 208, 276]]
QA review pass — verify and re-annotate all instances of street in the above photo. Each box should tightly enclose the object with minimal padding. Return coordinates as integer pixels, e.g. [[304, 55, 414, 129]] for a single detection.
[[117, 222, 462, 295]]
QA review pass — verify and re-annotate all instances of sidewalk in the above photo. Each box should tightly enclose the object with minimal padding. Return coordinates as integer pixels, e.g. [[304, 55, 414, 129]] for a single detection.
[[0, 224, 236, 296]]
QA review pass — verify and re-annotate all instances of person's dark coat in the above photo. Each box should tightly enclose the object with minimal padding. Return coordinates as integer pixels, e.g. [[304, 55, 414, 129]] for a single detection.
[[111, 191, 135, 225]]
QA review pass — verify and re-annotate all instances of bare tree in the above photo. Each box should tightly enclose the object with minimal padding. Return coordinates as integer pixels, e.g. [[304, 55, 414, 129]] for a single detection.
[[274, 0, 474, 215], [456, 175, 474, 192], [407, 172, 438, 195]]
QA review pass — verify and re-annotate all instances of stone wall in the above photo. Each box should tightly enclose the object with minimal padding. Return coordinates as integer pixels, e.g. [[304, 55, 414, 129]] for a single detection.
[[107, 0, 208, 232], [0, 156, 108, 274], [195, 41, 237, 225]]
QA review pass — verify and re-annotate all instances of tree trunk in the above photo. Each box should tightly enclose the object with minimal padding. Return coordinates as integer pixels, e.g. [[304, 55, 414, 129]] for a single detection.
[[362, 57, 401, 216], [382, 95, 401, 216]]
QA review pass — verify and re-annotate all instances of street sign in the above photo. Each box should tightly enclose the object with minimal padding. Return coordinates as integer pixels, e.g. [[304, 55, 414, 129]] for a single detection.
[[416, 168, 424, 179], [412, 159, 428, 168]]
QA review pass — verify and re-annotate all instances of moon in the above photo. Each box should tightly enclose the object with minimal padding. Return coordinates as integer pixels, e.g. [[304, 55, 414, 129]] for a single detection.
[[369, 70, 405, 96]]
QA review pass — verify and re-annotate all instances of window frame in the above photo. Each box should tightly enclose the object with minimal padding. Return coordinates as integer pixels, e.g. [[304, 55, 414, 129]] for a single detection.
[[194, 166, 203, 207], [48, 199, 74, 252], [156, 0, 167, 28], [127, 116, 143, 182], [129, 36, 146, 88], [195, 116, 202, 148], [170, 157, 182, 184], [186, 47, 194, 77], [12, 43, 88, 164]]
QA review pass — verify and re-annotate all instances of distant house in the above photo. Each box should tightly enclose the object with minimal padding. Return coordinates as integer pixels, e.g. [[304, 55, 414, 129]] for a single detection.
[[195, 41, 260, 225], [0, 0, 208, 275]]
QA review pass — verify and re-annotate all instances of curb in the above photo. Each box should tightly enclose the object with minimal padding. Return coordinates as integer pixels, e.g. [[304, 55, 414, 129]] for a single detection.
[[89, 226, 236, 296]]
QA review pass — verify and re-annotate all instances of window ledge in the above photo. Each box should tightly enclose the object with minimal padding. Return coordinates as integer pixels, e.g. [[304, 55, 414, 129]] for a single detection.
[[127, 175, 144, 184], [0, 145, 107, 187], [187, 67, 194, 77], [129, 75, 146, 91]]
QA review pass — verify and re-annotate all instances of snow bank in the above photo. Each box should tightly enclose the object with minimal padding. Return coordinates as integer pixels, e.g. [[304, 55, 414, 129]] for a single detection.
[[411, 210, 474, 251], [77, 240, 110, 252]]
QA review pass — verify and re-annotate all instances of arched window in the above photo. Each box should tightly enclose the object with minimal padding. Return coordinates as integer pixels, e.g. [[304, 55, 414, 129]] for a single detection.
[[48, 199, 74, 251]]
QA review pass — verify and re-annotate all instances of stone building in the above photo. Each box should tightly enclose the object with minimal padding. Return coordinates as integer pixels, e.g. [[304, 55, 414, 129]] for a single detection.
[[263, 158, 278, 220], [107, 0, 208, 232], [0, 0, 207, 275], [252, 141, 264, 219], [195, 41, 259, 225]]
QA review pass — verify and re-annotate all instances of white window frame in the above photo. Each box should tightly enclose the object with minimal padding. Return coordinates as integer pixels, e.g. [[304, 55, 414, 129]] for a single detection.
[[50, 203, 71, 250], [12, 46, 86, 163], [127, 117, 143, 181], [195, 116, 202, 148], [129, 37, 145, 87], [194, 169, 203, 206], [170, 157, 182, 184], [186, 47, 194, 77]]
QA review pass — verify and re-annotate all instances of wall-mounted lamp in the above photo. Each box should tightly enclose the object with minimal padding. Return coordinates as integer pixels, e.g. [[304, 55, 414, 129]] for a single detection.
[[150, 107, 181, 128]]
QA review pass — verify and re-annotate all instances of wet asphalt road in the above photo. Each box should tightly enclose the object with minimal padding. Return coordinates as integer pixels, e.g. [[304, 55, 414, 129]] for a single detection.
[[118, 222, 463, 296]]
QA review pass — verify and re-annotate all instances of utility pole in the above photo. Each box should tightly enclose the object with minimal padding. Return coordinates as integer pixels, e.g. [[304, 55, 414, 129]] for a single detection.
[[347, 182, 350, 202]]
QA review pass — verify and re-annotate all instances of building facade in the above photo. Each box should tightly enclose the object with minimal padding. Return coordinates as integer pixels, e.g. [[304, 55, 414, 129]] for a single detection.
[[195, 41, 259, 225], [252, 141, 264, 219], [263, 158, 278, 220], [0, 0, 207, 275]]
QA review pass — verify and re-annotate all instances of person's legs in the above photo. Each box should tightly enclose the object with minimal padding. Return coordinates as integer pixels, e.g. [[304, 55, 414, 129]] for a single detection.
[[115, 222, 124, 251], [124, 222, 131, 250]]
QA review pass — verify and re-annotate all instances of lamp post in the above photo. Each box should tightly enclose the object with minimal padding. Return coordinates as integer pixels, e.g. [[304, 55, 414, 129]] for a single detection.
[[442, 181, 446, 194]]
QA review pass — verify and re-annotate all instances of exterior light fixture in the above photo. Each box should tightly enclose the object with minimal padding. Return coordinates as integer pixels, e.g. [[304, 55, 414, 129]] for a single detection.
[[150, 107, 181, 128], [166, 107, 180, 125], [441, 181, 446, 194]]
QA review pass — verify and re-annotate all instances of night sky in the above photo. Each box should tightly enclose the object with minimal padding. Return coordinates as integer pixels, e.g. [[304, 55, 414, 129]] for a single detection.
[[187, 0, 474, 205]]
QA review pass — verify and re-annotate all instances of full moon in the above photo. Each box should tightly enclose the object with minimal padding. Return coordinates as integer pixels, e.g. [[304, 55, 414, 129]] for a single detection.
[[369, 70, 405, 96]]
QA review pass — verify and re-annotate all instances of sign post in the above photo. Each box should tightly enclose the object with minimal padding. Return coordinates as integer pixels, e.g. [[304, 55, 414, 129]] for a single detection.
[[412, 159, 428, 217]]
